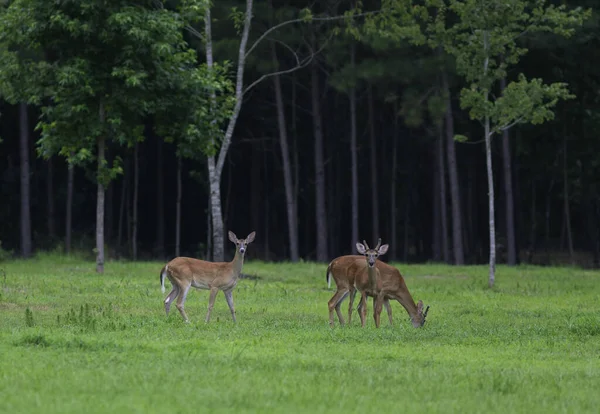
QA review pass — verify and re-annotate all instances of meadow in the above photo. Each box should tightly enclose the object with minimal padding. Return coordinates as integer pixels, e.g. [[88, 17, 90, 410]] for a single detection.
[[0, 253, 599, 413]]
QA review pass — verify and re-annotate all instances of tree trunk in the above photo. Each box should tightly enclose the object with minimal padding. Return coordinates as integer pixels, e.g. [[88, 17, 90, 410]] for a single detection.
[[438, 124, 450, 263], [271, 44, 299, 262], [367, 86, 379, 244], [484, 114, 496, 287], [432, 146, 441, 262], [156, 138, 165, 258], [204, 0, 253, 262], [117, 161, 128, 254], [350, 47, 359, 254], [250, 139, 261, 243], [442, 72, 465, 265], [19, 103, 32, 258], [563, 134, 574, 263], [528, 179, 536, 263], [65, 162, 74, 254], [132, 142, 139, 260], [96, 103, 106, 273], [175, 156, 182, 257], [105, 180, 113, 247], [311, 52, 328, 262], [390, 103, 398, 260], [47, 156, 55, 241], [500, 78, 517, 265]]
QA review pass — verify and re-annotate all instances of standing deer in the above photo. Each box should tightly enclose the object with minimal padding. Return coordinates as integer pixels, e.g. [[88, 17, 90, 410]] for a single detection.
[[160, 231, 256, 323], [355, 239, 429, 328], [327, 239, 429, 328], [326, 239, 393, 327]]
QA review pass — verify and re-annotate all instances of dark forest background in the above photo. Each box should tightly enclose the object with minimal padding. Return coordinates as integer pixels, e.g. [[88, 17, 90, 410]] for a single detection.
[[1, 0, 599, 268]]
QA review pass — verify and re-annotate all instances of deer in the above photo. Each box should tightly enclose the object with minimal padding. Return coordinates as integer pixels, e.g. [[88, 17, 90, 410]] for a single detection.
[[326, 240, 393, 327], [159, 231, 256, 323], [327, 238, 429, 328]]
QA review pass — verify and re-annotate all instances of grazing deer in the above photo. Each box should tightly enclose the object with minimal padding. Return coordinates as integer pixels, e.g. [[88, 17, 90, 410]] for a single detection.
[[159, 231, 256, 323], [355, 239, 429, 328], [327, 239, 429, 328], [326, 241, 394, 327]]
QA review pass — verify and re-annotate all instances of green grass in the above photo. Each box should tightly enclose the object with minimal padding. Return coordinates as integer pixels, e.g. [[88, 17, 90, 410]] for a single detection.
[[1, 254, 599, 413]]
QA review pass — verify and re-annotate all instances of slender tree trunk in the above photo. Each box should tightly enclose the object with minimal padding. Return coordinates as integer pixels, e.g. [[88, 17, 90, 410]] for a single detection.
[[105, 181, 113, 247], [19, 103, 32, 258], [117, 161, 128, 254], [250, 140, 261, 243], [205, 0, 253, 262], [271, 43, 299, 262], [350, 47, 359, 254], [500, 78, 517, 265], [156, 138, 165, 258], [545, 180, 554, 264], [442, 73, 464, 265], [367, 86, 379, 244], [528, 179, 536, 263], [390, 104, 398, 260], [132, 142, 139, 260], [175, 156, 182, 257], [96, 103, 106, 273], [484, 114, 496, 287], [438, 124, 450, 263], [563, 134, 574, 263], [47, 156, 56, 241], [432, 147, 441, 262], [311, 51, 328, 262], [65, 162, 74, 254]]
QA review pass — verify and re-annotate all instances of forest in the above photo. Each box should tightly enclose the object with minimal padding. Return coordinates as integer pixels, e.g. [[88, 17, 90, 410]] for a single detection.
[[1, 0, 598, 281]]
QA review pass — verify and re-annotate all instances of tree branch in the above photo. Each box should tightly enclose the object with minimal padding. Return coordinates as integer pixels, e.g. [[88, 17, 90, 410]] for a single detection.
[[499, 116, 524, 132], [243, 32, 333, 96], [244, 11, 379, 60]]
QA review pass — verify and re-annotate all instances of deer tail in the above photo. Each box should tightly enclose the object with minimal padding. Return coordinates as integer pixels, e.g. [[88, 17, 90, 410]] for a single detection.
[[326, 262, 333, 289], [160, 265, 168, 294]]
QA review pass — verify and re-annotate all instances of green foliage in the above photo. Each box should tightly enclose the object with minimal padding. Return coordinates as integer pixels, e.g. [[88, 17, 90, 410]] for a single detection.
[[24, 307, 34, 327], [416, 0, 590, 134], [0, 257, 599, 412], [0, 0, 232, 181]]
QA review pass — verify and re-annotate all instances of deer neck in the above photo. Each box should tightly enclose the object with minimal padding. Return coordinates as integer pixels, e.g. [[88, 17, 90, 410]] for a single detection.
[[367, 265, 378, 291], [231, 249, 245, 278], [395, 289, 421, 327]]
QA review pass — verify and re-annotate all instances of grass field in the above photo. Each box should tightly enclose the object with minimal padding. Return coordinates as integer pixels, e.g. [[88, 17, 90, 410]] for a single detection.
[[1, 254, 599, 413]]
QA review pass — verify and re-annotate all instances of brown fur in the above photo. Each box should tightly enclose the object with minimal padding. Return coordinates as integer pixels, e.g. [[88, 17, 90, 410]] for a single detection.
[[327, 255, 427, 328], [160, 231, 255, 323]]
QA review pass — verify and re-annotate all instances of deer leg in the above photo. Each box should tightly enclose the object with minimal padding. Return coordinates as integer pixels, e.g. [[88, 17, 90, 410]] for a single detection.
[[383, 299, 393, 326], [224, 289, 236, 323], [164, 285, 180, 316], [175, 284, 191, 323], [359, 292, 368, 327], [373, 294, 384, 328], [328, 289, 349, 327], [347, 287, 357, 324], [205, 287, 219, 323]]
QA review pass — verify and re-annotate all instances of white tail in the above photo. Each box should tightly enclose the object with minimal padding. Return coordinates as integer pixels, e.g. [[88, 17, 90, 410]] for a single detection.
[[160, 231, 256, 323]]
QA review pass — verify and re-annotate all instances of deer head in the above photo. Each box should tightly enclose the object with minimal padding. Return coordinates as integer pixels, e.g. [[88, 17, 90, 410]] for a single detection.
[[413, 300, 430, 327], [228, 231, 256, 255], [356, 238, 389, 268]]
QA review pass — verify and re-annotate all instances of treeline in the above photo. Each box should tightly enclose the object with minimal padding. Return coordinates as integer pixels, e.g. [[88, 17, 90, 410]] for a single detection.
[[1, 0, 599, 274]]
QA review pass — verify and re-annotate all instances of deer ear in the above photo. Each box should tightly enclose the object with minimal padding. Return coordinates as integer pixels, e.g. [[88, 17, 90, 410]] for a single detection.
[[228, 231, 238, 243], [417, 300, 423, 313], [378, 244, 389, 255], [246, 231, 256, 243], [356, 242, 367, 255]]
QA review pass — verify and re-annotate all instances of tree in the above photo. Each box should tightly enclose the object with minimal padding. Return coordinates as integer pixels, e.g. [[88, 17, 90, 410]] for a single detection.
[[424, 0, 589, 286], [1, 0, 227, 271]]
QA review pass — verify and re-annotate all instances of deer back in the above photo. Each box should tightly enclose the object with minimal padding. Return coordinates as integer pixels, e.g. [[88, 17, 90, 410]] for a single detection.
[[328, 255, 371, 288], [167, 257, 237, 289]]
